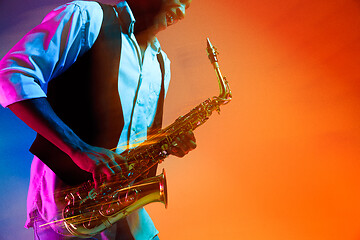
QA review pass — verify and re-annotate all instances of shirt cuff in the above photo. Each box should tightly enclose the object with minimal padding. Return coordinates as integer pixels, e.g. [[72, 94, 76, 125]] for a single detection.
[[0, 74, 47, 107]]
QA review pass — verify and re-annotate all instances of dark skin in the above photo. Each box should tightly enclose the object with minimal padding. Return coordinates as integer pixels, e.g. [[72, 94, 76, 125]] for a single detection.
[[8, 0, 195, 188], [128, 0, 162, 58], [128, 0, 192, 56], [127, 0, 163, 34]]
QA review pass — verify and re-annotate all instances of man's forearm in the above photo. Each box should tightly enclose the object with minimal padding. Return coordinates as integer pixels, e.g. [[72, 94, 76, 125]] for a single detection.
[[8, 97, 125, 187], [8, 97, 85, 158]]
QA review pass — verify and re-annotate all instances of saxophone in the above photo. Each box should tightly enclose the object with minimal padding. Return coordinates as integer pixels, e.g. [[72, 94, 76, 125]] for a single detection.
[[45, 38, 232, 237]]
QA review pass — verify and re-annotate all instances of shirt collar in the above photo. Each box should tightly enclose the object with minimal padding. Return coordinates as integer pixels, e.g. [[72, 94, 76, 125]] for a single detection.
[[150, 37, 161, 54], [114, 1, 135, 35], [114, 1, 161, 54]]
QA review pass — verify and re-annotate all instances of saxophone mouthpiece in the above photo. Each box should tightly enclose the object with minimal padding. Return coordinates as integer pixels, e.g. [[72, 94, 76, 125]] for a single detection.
[[206, 37, 212, 48], [206, 38, 218, 64]]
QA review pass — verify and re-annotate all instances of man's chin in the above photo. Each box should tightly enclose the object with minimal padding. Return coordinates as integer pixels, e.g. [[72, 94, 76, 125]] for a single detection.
[[152, 23, 167, 35]]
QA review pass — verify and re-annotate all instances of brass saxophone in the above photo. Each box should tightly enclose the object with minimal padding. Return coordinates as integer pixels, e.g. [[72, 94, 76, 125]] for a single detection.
[[46, 38, 232, 237]]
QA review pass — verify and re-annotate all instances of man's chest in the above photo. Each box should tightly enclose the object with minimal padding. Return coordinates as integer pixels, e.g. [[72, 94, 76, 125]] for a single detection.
[[117, 34, 162, 118]]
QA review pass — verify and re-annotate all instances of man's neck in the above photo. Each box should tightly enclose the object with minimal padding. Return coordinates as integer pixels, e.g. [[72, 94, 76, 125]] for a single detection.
[[135, 30, 156, 60], [126, 0, 159, 56], [135, 30, 155, 47]]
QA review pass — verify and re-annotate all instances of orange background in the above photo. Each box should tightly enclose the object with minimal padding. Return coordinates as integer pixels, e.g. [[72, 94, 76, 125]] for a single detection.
[[0, 0, 360, 239], [151, 0, 360, 239]]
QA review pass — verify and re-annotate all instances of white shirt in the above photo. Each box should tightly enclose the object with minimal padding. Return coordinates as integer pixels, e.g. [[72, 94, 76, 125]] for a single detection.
[[0, 1, 171, 239]]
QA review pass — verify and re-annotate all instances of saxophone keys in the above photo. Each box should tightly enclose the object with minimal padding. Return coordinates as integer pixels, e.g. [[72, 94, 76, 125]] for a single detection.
[[216, 106, 221, 114], [161, 143, 169, 151]]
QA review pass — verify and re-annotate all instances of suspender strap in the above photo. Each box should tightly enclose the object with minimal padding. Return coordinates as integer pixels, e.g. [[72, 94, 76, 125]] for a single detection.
[[154, 52, 166, 130], [146, 53, 165, 178]]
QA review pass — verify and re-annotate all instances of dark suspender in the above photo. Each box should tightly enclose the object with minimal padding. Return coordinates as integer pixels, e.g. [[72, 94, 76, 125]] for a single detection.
[[146, 53, 165, 178], [155, 52, 166, 129]]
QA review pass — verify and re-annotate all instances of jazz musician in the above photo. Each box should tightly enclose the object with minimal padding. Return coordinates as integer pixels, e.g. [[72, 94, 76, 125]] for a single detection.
[[0, 0, 195, 239]]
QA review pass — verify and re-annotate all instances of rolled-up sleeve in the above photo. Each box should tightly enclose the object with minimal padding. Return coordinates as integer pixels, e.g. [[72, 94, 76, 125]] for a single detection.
[[0, 1, 103, 107]]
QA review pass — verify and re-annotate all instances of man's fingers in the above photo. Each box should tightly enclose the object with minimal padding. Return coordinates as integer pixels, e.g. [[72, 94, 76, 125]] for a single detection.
[[103, 167, 116, 182], [169, 132, 197, 157], [92, 161, 115, 188], [186, 130, 196, 142], [180, 134, 197, 150], [169, 147, 186, 157], [106, 155, 123, 173], [114, 154, 129, 171], [92, 169, 102, 189], [169, 141, 187, 157]]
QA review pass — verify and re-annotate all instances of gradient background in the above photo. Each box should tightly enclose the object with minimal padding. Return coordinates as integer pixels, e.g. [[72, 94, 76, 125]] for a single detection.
[[1, 0, 360, 239]]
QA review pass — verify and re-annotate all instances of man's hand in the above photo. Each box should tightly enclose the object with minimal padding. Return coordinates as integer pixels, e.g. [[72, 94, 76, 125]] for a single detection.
[[168, 130, 197, 158], [69, 144, 128, 189]]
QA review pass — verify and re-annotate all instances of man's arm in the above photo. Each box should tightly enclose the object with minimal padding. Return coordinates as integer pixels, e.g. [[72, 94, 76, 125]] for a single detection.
[[8, 97, 196, 184], [8, 97, 124, 188], [0, 3, 114, 187]]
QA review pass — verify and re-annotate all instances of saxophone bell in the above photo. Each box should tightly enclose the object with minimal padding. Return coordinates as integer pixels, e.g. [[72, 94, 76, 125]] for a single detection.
[[53, 169, 168, 238]]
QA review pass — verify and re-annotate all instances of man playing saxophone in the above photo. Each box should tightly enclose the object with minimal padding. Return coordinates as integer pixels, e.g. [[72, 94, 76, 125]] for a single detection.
[[0, 0, 195, 239]]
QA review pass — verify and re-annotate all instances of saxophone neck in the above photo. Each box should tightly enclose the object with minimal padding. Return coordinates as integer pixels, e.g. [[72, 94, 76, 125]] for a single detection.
[[206, 38, 232, 103]]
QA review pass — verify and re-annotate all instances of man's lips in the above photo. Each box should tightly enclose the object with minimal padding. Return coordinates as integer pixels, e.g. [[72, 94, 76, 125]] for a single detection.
[[166, 12, 175, 26]]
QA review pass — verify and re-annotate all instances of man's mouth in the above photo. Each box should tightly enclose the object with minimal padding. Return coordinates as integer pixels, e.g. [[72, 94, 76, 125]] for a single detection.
[[166, 12, 175, 26]]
